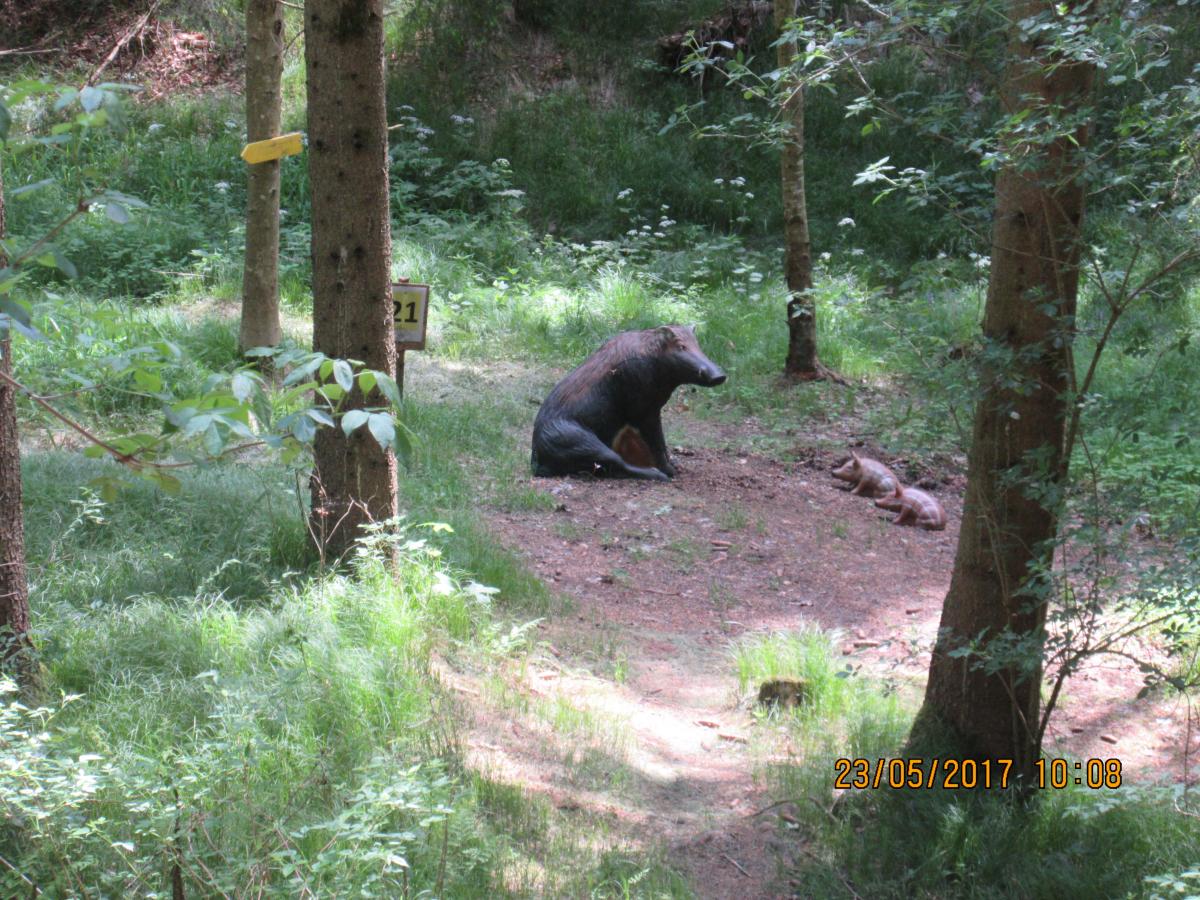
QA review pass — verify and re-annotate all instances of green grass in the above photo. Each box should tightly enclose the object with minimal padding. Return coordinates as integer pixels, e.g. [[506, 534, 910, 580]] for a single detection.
[[5, 525, 513, 897], [24, 454, 310, 605], [798, 784, 1200, 899]]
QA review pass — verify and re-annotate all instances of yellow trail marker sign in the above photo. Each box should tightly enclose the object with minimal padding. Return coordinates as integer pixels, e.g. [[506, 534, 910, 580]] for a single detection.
[[240, 132, 304, 164]]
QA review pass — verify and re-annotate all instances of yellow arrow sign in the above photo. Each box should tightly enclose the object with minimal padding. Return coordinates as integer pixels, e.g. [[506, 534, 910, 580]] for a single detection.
[[240, 132, 304, 164]]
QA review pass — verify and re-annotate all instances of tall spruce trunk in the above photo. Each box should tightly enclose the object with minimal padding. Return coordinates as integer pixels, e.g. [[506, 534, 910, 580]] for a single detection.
[[239, 0, 285, 355], [912, 0, 1095, 783], [305, 0, 398, 556], [776, 0, 821, 379], [0, 157, 33, 686]]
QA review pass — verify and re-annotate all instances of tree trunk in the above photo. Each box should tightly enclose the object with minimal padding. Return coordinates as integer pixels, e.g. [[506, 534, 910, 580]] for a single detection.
[[776, 0, 821, 379], [912, 0, 1095, 784], [305, 0, 398, 557], [0, 157, 33, 686], [239, 0, 285, 356]]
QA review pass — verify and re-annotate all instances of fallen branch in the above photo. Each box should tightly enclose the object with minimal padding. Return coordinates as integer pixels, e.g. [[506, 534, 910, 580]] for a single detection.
[[85, 0, 162, 87], [722, 853, 751, 878], [0, 47, 59, 57]]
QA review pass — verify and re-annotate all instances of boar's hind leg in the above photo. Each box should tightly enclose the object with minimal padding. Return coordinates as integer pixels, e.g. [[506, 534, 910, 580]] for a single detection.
[[535, 420, 669, 481]]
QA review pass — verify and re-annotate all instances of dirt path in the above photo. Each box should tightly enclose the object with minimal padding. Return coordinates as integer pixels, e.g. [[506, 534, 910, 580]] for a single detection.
[[416, 361, 1198, 897]]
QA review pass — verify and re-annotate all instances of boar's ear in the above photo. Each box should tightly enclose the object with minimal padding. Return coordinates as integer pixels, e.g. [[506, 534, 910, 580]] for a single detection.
[[686, 323, 698, 334], [850, 450, 860, 463], [653, 325, 676, 348]]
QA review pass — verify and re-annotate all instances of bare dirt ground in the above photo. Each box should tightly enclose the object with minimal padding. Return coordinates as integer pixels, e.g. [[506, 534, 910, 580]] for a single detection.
[[432, 375, 1200, 898]]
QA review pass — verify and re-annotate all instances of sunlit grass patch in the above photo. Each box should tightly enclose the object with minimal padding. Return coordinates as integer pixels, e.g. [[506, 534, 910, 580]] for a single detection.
[[5, 523, 522, 897]]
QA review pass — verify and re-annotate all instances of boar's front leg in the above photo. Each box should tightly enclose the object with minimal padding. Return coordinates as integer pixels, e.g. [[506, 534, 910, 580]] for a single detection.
[[639, 414, 677, 478]]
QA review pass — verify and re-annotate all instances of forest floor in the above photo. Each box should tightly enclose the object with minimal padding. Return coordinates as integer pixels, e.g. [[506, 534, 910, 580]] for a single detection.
[[416, 357, 1199, 898]]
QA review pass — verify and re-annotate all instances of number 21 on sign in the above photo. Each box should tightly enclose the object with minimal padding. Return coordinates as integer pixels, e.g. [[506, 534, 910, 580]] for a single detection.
[[392, 281, 430, 350]]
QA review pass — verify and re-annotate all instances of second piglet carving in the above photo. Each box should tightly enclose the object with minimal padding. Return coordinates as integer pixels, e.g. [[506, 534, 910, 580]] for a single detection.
[[874, 485, 947, 531], [831, 452, 900, 498]]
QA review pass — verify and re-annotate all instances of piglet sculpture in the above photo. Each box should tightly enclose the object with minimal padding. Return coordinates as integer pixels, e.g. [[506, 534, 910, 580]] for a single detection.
[[831, 452, 900, 499], [874, 485, 947, 531]]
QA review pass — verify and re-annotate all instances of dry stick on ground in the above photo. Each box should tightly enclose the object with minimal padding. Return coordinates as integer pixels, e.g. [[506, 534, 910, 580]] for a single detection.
[[84, 0, 162, 87], [722, 853, 752, 878]]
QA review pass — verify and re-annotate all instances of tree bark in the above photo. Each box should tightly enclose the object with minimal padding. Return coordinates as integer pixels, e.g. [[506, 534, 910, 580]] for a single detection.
[[912, 0, 1095, 783], [0, 156, 33, 686], [776, 0, 822, 380], [305, 0, 398, 557], [239, 0, 285, 356]]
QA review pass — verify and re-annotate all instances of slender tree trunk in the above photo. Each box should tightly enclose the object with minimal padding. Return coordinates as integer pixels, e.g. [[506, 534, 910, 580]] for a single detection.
[[0, 157, 33, 686], [776, 0, 823, 380], [912, 0, 1095, 783], [239, 0, 285, 356], [305, 0, 398, 556]]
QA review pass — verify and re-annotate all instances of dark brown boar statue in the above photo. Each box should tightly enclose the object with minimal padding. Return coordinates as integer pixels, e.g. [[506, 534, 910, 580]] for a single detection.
[[531, 325, 727, 481]]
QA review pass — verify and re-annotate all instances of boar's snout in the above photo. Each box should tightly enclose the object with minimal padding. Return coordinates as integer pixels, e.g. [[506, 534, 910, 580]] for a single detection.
[[700, 365, 727, 387]]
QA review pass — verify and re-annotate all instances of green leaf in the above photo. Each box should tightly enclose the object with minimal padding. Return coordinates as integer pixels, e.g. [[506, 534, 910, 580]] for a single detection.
[[367, 412, 396, 449], [104, 201, 130, 225], [183, 413, 214, 438], [52, 250, 78, 279], [306, 407, 334, 427], [133, 368, 162, 393], [341, 409, 369, 434], [79, 86, 103, 113], [102, 189, 148, 209], [145, 469, 182, 494], [204, 423, 223, 456], [374, 372, 402, 407], [291, 414, 316, 443], [332, 359, 354, 392], [89, 475, 125, 502], [10, 178, 54, 198], [284, 357, 323, 387], [393, 426, 412, 465], [54, 88, 79, 112], [320, 383, 345, 403], [281, 440, 304, 465], [231, 372, 255, 403], [0, 296, 32, 325], [357, 370, 377, 395]]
